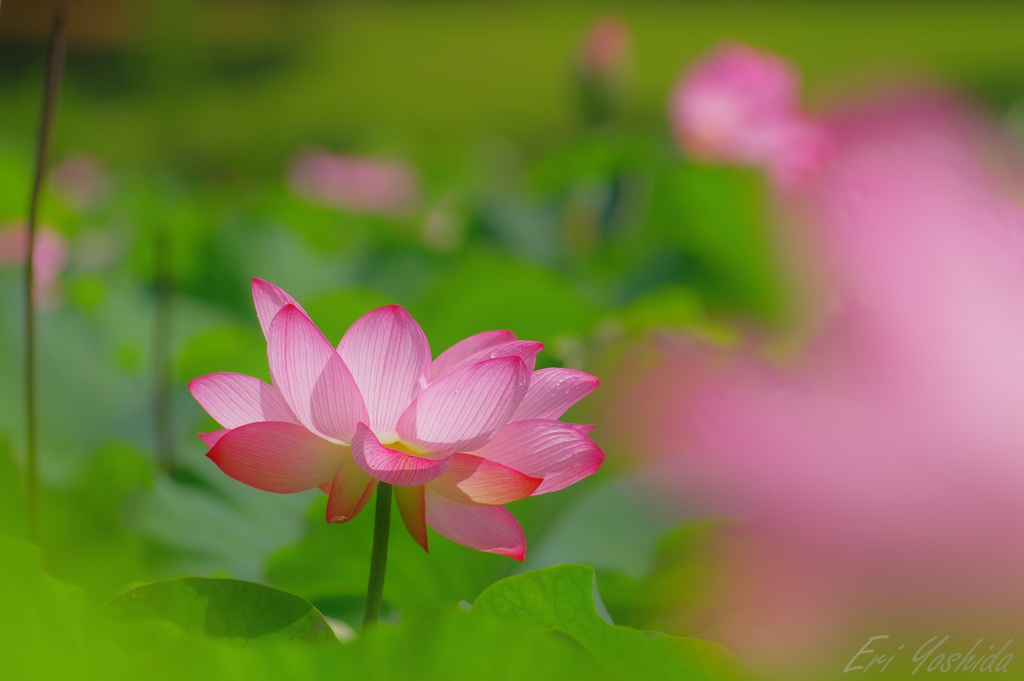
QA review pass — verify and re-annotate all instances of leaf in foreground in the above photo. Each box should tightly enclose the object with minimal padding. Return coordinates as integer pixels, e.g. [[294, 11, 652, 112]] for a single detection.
[[96, 577, 336, 645], [474, 564, 738, 680]]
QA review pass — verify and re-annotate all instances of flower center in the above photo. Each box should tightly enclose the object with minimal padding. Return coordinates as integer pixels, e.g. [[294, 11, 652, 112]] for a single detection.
[[383, 438, 430, 458]]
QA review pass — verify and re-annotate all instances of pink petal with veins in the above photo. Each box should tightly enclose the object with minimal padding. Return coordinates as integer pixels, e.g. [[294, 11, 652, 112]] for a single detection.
[[338, 305, 431, 441], [351, 423, 451, 486], [397, 356, 530, 453], [207, 421, 343, 493], [438, 340, 543, 379], [430, 330, 516, 381], [189, 372, 297, 429], [428, 453, 541, 505], [252, 278, 307, 338], [424, 491, 526, 560], [396, 484, 428, 551], [511, 367, 599, 421], [471, 419, 604, 495], [198, 430, 228, 448], [268, 305, 367, 442], [326, 456, 377, 523]]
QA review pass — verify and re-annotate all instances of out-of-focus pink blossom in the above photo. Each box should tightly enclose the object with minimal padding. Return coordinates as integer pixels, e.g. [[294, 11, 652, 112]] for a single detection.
[[574, 16, 632, 124], [287, 149, 421, 216], [190, 280, 602, 559], [579, 17, 630, 79], [669, 42, 827, 189], [0, 223, 68, 307], [612, 89, 1024, 661], [51, 154, 107, 209]]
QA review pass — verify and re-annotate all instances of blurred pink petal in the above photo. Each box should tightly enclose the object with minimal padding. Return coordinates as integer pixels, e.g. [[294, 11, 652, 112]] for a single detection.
[[0, 223, 68, 307], [579, 16, 630, 78], [619, 86, 1024, 662], [51, 154, 107, 209], [670, 42, 827, 188], [287, 149, 421, 216], [574, 16, 632, 124]]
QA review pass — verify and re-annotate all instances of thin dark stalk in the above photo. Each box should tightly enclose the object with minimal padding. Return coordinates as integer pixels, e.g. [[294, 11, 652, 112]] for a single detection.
[[361, 482, 393, 628], [153, 225, 175, 473], [24, 4, 68, 546]]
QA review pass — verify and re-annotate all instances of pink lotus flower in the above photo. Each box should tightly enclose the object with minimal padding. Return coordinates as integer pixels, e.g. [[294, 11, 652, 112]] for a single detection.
[[51, 154, 107, 209], [578, 16, 631, 80], [612, 89, 1024, 662], [0, 222, 68, 307], [287, 149, 421, 216], [574, 16, 632, 124], [669, 42, 826, 189], [190, 280, 603, 559]]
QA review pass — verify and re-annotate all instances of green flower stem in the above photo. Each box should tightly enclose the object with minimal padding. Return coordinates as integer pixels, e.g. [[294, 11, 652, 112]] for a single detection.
[[24, 5, 68, 546], [153, 224, 175, 473], [361, 482, 393, 628]]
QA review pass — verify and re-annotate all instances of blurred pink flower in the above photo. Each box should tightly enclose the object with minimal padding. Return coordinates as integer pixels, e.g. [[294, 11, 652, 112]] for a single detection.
[[574, 16, 632, 124], [669, 42, 826, 189], [190, 280, 602, 559], [578, 16, 630, 79], [287, 149, 421, 216], [613, 89, 1024, 657], [51, 154, 107, 209], [0, 223, 68, 307]]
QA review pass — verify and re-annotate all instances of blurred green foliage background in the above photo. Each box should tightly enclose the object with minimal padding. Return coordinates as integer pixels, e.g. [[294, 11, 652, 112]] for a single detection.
[[4, 1, 1024, 171]]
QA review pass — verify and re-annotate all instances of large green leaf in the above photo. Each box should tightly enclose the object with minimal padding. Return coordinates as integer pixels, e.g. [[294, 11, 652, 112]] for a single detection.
[[1, 537, 96, 680], [96, 577, 336, 645], [2, 536, 612, 681], [339, 609, 613, 681], [0, 437, 30, 541], [474, 564, 738, 680]]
